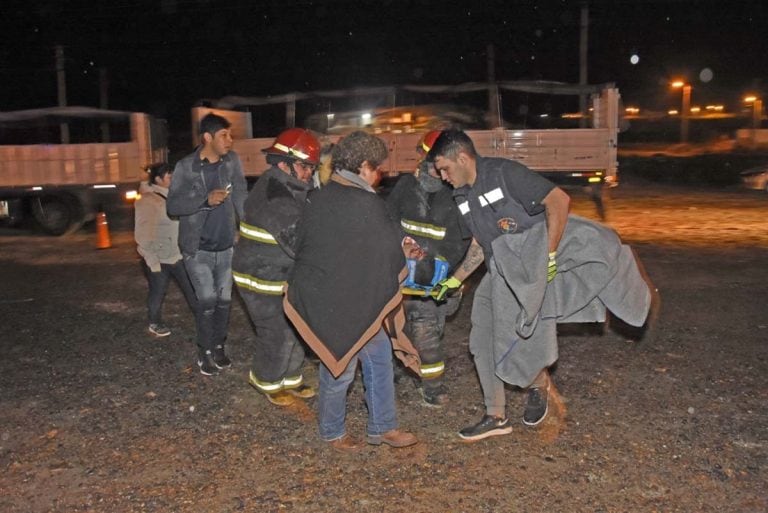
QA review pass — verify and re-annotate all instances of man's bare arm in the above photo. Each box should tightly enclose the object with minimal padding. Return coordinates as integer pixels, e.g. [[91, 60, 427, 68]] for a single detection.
[[452, 238, 484, 282], [541, 187, 571, 253]]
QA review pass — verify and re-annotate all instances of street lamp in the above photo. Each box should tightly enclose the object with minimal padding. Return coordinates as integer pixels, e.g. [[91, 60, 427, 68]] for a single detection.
[[672, 81, 691, 143], [744, 95, 763, 129], [743, 95, 763, 146]]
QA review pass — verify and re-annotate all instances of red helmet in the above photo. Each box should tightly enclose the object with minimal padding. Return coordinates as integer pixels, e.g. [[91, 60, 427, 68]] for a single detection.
[[262, 128, 321, 165], [417, 130, 442, 154]]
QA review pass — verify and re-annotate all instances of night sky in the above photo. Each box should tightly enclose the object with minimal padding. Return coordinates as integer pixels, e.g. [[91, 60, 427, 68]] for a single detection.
[[2, 0, 766, 136]]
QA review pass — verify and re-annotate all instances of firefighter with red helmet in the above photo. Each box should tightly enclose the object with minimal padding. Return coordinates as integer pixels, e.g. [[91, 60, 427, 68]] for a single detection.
[[385, 130, 472, 406], [232, 128, 320, 406]]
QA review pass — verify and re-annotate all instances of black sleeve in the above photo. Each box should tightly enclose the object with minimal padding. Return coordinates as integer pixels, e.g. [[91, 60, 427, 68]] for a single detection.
[[500, 159, 555, 216], [385, 174, 418, 236], [262, 178, 304, 258]]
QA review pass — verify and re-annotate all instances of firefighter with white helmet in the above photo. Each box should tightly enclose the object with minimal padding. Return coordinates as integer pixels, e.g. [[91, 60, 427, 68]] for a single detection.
[[385, 130, 472, 406], [232, 128, 320, 406]]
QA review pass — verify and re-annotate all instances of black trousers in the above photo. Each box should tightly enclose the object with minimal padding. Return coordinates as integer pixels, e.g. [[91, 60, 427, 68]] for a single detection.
[[239, 289, 306, 386], [404, 297, 455, 388], [142, 260, 197, 325]]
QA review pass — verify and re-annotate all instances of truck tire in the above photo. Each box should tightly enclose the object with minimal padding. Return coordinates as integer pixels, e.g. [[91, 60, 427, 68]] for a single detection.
[[31, 196, 85, 236]]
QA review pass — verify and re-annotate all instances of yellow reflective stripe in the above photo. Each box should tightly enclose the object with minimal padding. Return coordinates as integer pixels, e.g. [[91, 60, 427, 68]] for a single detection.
[[400, 218, 447, 240], [273, 142, 309, 161], [233, 271, 285, 295], [282, 375, 304, 389], [239, 222, 277, 244], [421, 362, 445, 376], [249, 371, 283, 392]]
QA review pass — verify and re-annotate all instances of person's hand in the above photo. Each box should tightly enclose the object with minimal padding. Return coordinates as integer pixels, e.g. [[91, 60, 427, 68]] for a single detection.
[[207, 188, 229, 207], [402, 236, 425, 260], [547, 251, 557, 282], [435, 276, 462, 301]]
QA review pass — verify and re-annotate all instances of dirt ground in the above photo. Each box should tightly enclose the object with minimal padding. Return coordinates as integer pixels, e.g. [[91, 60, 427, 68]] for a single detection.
[[0, 184, 766, 513]]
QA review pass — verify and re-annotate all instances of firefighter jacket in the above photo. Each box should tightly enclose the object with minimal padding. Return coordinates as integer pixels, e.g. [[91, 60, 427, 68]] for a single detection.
[[386, 171, 471, 284], [134, 182, 182, 272], [232, 166, 311, 295], [284, 173, 421, 377]]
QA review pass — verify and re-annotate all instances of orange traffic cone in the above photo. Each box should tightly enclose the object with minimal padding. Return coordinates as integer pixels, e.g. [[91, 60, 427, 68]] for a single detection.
[[95, 211, 112, 249]]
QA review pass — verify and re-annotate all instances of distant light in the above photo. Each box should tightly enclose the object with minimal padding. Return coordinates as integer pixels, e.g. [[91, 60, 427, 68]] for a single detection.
[[361, 112, 372, 124], [630, 54, 640, 65], [690, 106, 701, 114], [561, 113, 583, 119], [744, 95, 758, 103], [671, 80, 685, 89], [93, 184, 117, 189], [668, 109, 679, 115], [705, 105, 724, 111], [125, 190, 139, 201], [31, 186, 43, 191], [539, 113, 549, 118], [625, 107, 640, 114], [326, 113, 335, 120], [699, 68, 714, 83]]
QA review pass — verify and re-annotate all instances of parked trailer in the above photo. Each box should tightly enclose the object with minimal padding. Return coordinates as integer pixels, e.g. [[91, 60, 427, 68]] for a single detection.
[[192, 83, 619, 215], [0, 107, 167, 234]]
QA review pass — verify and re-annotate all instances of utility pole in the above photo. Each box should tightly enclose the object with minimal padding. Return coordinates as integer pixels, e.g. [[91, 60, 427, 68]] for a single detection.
[[681, 84, 691, 144], [579, 2, 589, 128], [55, 45, 70, 143], [99, 67, 110, 142], [285, 93, 296, 128], [486, 43, 501, 128]]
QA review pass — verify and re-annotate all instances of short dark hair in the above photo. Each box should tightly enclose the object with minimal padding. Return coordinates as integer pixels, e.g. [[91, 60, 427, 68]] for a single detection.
[[331, 131, 388, 175], [265, 153, 295, 166], [146, 162, 172, 185], [426, 129, 477, 162], [199, 113, 231, 138]]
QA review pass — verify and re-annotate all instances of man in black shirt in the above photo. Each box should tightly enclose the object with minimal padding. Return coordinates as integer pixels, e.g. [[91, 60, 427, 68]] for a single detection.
[[167, 113, 247, 376]]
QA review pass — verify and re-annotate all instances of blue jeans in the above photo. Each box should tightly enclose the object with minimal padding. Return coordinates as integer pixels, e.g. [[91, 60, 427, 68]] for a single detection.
[[318, 327, 398, 441], [184, 248, 233, 351]]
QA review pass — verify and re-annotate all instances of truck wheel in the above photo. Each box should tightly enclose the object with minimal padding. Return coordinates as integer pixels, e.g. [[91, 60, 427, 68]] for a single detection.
[[31, 196, 84, 236]]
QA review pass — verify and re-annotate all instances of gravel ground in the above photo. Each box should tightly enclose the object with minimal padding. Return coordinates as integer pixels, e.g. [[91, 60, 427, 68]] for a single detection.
[[0, 184, 766, 513]]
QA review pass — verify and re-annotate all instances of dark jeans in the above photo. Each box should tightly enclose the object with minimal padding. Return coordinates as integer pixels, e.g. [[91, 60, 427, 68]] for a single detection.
[[142, 260, 197, 325], [184, 248, 233, 351]]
